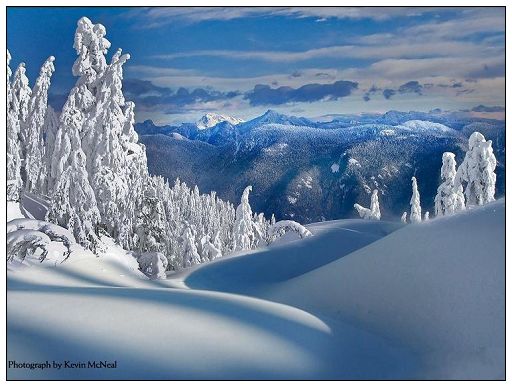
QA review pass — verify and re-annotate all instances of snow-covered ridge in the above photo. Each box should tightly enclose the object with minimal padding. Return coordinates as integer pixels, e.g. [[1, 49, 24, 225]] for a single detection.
[[196, 113, 244, 130], [400, 120, 455, 133]]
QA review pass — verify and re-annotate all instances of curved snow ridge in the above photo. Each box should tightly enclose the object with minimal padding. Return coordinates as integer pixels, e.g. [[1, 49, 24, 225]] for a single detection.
[[269, 199, 505, 379], [184, 219, 403, 294], [8, 273, 335, 380]]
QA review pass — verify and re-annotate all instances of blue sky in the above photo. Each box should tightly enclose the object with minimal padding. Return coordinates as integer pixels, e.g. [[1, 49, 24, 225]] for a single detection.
[[7, 7, 505, 124]]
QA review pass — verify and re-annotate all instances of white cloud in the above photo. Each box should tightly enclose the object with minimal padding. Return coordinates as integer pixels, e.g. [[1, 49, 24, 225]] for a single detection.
[[124, 6, 455, 27]]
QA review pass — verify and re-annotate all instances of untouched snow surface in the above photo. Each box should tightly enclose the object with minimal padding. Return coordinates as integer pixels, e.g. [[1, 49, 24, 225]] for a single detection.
[[186, 199, 505, 380], [7, 200, 504, 380]]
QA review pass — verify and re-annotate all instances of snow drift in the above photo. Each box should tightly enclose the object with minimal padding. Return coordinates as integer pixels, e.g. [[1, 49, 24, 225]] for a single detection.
[[185, 199, 505, 379], [7, 199, 504, 380]]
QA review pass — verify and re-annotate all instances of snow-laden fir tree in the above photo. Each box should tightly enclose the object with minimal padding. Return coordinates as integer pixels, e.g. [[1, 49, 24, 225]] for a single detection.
[[83, 48, 143, 241], [46, 147, 102, 251], [455, 132, 497, 206], [182, 225, 201, 267], [7, 50, 23, 201], [401, 212, 408, 223], [9, 60, 32, 199], [41, 105, 60, 195], [234, 186, 256, 251], [136, 184, 167, 254], [46, 18, 106, 251], [47, 17, 151, 253], [200, 235, 222, 262], [11, 62, 32, 132], [23, 56, 55, 193], [434, 152, 465, 216], [410, 177, 422, 223], [117, 101, 150, 249], [424, 211, 429, 221], [354, 189, 381, 220]]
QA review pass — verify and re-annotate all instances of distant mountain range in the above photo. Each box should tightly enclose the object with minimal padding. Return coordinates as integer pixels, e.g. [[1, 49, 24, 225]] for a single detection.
[[136, 110, 506, 223]]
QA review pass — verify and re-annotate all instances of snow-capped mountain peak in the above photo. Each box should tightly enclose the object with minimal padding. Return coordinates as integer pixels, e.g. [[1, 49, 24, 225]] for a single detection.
[[196, 113, 244, 130]]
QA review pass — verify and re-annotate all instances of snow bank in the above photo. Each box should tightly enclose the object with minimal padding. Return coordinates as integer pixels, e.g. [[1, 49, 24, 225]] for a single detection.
[[7, 218, 77, 263], [185, 219, 401, 294], [270, 199, 505, 379], [185, 200, 504, 379], [7, 201, 24, 221]]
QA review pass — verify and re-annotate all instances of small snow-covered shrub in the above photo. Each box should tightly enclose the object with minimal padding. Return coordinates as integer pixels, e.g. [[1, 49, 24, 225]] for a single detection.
[[354, 189, 381, 220], [7, 230, 51, 263], [7, 218, 77, 262], [268, 220, 312, 244], [137, 252, 168, 280]]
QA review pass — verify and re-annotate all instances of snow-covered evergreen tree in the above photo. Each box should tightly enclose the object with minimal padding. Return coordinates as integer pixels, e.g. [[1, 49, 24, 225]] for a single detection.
[[456, 132, 497, 206], [47, 18, 105, 250], [234, 186, 256, 251], [424, 211, 430, 221], [401, 212, 408, 223], [46, 149, 102, 252], [201, 235, 222, 262], [41, 105, 60, 195], [410, 177, 422, 223], [434, 152, 465, 216], [23, 56, 55, 193], [7, 50, 23, 201], [136, 185, 167, 254], [84, 49, 137, 239], [182, 225, 201, 267], [11, 62, 32, 131], [354, 189, 381, 220], [9, 60, 32, 200]]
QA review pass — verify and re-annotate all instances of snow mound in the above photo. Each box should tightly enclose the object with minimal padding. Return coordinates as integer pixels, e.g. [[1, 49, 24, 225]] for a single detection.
[[7, 218, 77, 264], [185, 219, 402, 293], [185, 200, 504, 379], [196, 113, 244, 130]]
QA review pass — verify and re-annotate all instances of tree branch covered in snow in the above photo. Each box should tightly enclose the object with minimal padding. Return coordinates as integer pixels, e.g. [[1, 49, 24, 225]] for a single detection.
[[268, 220, 312, 243]]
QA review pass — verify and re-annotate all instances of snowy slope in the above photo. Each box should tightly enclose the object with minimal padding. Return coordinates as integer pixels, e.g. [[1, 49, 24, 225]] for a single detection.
[[185, 199, 505, 379], [6, 202, 414, 380], [7, 235, 413, 380], [7, 199, 504, 380]]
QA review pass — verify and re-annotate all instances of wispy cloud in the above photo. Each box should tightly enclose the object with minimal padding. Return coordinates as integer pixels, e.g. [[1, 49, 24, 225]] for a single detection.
[[124, 6, 451, 28], [152, 39, 497, 63]]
